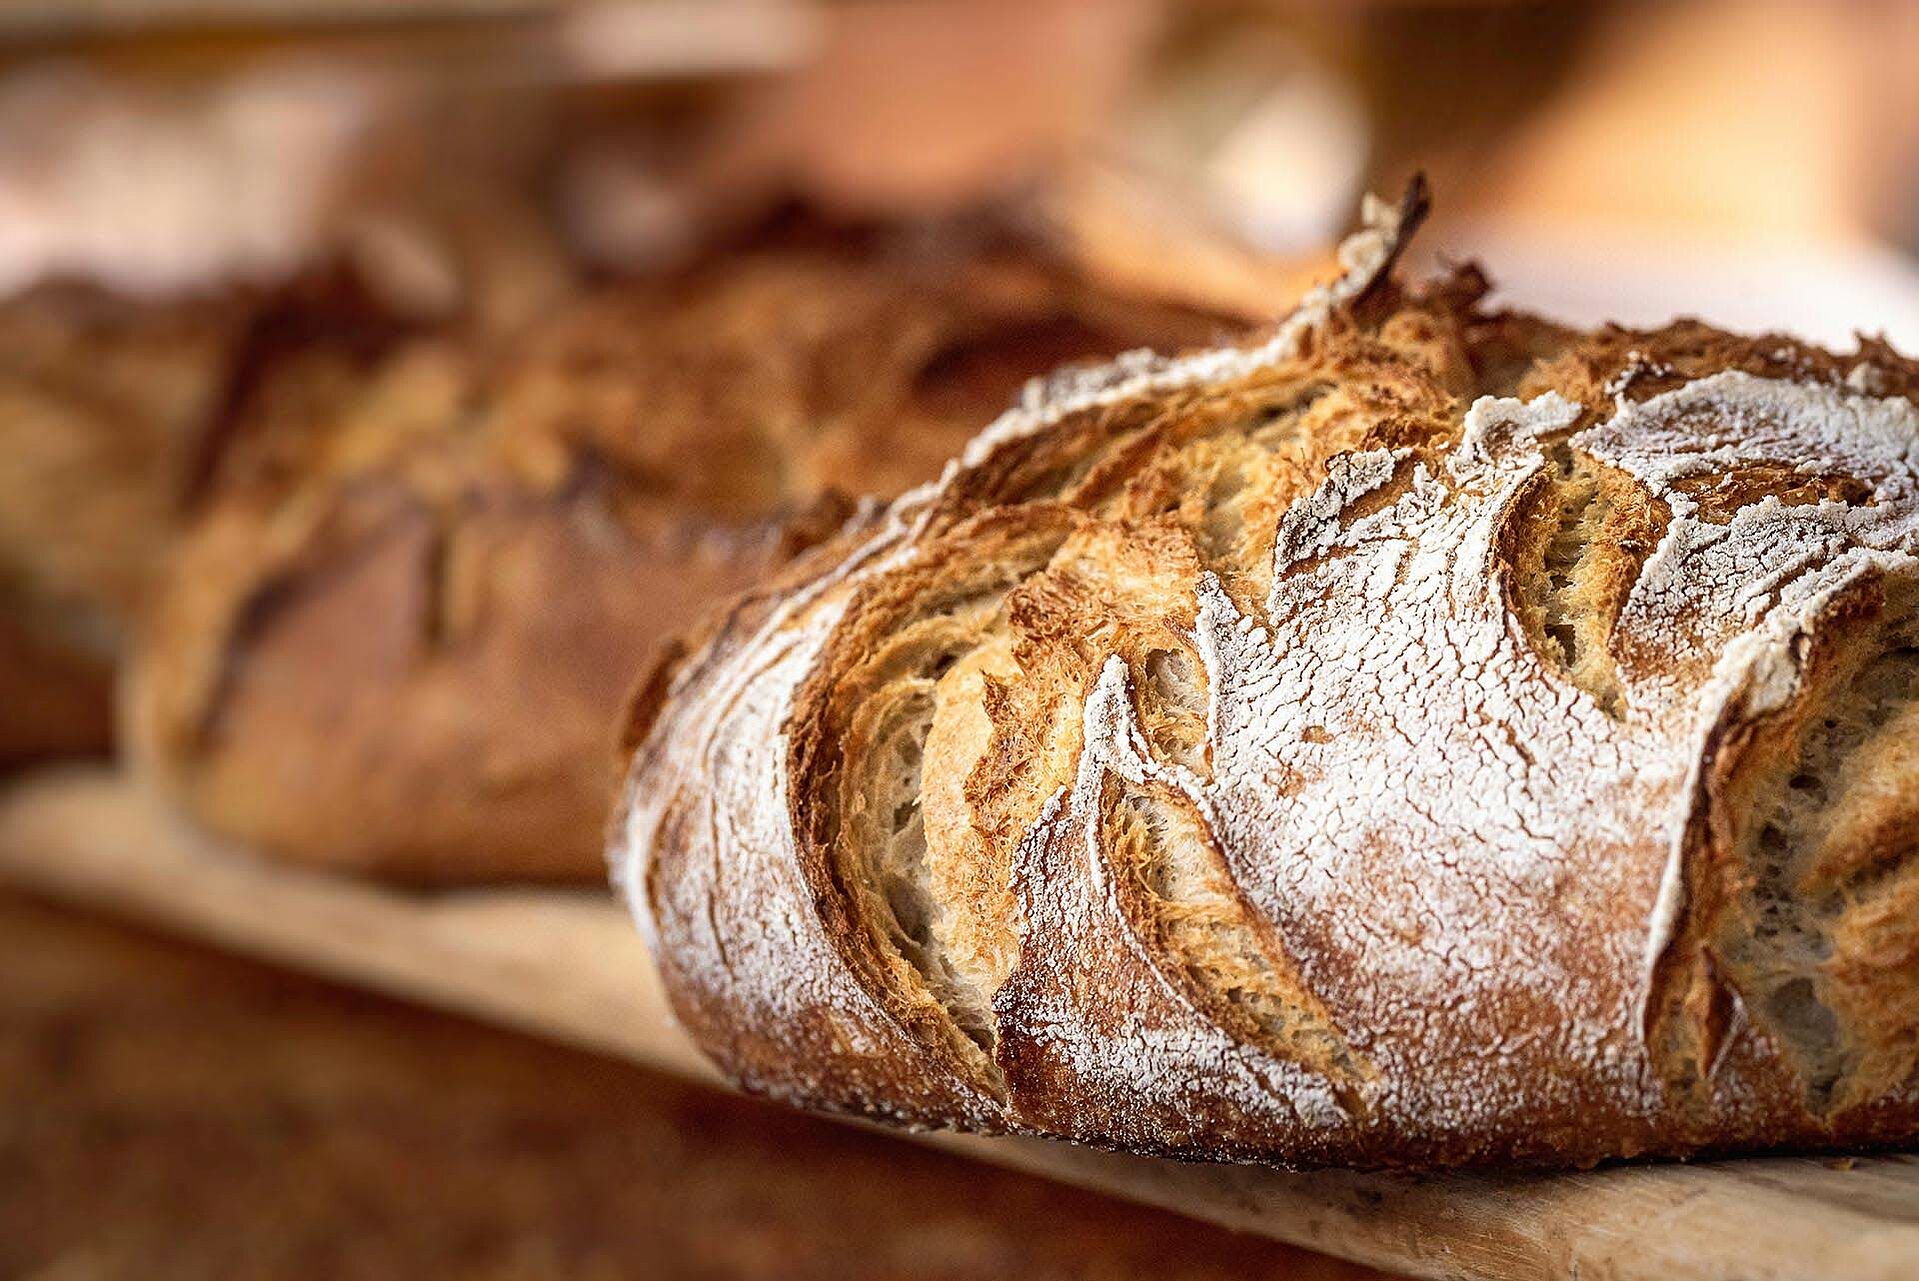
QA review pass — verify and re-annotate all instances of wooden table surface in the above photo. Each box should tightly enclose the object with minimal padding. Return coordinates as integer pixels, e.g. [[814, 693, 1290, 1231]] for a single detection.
[[0, 885, 1387, 1281]]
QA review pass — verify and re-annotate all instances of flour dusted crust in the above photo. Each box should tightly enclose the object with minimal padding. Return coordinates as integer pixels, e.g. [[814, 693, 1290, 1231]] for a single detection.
[[614, 188, 1919, 1167], [127, 212, 1251, 883]]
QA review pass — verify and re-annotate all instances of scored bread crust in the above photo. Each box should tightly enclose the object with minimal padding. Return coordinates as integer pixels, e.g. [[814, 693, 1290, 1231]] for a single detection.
[[613, 188, 1919, 1168], [126, 210, 1254, 883]]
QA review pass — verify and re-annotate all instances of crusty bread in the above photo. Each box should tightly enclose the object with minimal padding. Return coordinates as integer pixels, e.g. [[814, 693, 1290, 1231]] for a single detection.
[[127, 210, 1254, 883], [0, 286, 254, 764], [613, 186, 1919, 1169], [0, 202, 564, 769]]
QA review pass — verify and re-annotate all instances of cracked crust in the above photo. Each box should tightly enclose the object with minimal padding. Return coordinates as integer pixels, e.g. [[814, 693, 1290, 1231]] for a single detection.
[[614, 193, 1919, 1168], [126, 211, 1254, 883]]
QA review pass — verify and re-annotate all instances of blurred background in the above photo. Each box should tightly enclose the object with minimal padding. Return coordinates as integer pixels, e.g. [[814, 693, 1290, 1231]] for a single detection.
[[4, 1, 1919, 1277], [1, 0, 1917, 332]]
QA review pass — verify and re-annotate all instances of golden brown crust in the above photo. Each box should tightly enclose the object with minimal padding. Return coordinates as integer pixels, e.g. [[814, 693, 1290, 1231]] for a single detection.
[[615, 202, 1919, 1168], [129, 215, 1255, 883]]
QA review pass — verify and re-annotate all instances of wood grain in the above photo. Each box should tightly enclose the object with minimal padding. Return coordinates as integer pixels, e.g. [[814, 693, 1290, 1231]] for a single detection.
[[3, 766, 1916, 1281], [2, 889, 1384, 1281]]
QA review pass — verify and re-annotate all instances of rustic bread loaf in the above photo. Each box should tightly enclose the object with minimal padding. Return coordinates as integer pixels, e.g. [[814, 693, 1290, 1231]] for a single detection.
[[0, 194, 569, 768], [127, 210, 1254, 883], [613, 187, 1919, 1168], [0, 286, 249, 763]]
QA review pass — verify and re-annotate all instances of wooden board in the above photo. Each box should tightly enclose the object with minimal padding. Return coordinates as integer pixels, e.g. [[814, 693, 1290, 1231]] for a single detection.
[[4, 766, 1917, 1281]]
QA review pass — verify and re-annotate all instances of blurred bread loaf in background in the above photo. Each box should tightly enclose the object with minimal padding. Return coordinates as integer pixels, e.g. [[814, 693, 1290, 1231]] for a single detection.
[[0, 62, 582, 766], [0, 287, 245, 763], [124, 199, 1272, 883]]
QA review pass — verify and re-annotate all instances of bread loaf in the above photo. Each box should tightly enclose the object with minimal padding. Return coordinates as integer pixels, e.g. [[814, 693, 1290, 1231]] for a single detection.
[[0, 188, 570, 768], [0, 285, 258, 764], [128, 209, 1255, 883], [613, 186, 1919, 1168]]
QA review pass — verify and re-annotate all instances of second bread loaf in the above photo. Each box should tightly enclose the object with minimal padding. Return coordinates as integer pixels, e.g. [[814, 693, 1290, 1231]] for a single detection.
[[128, 208, 1257, 882]]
